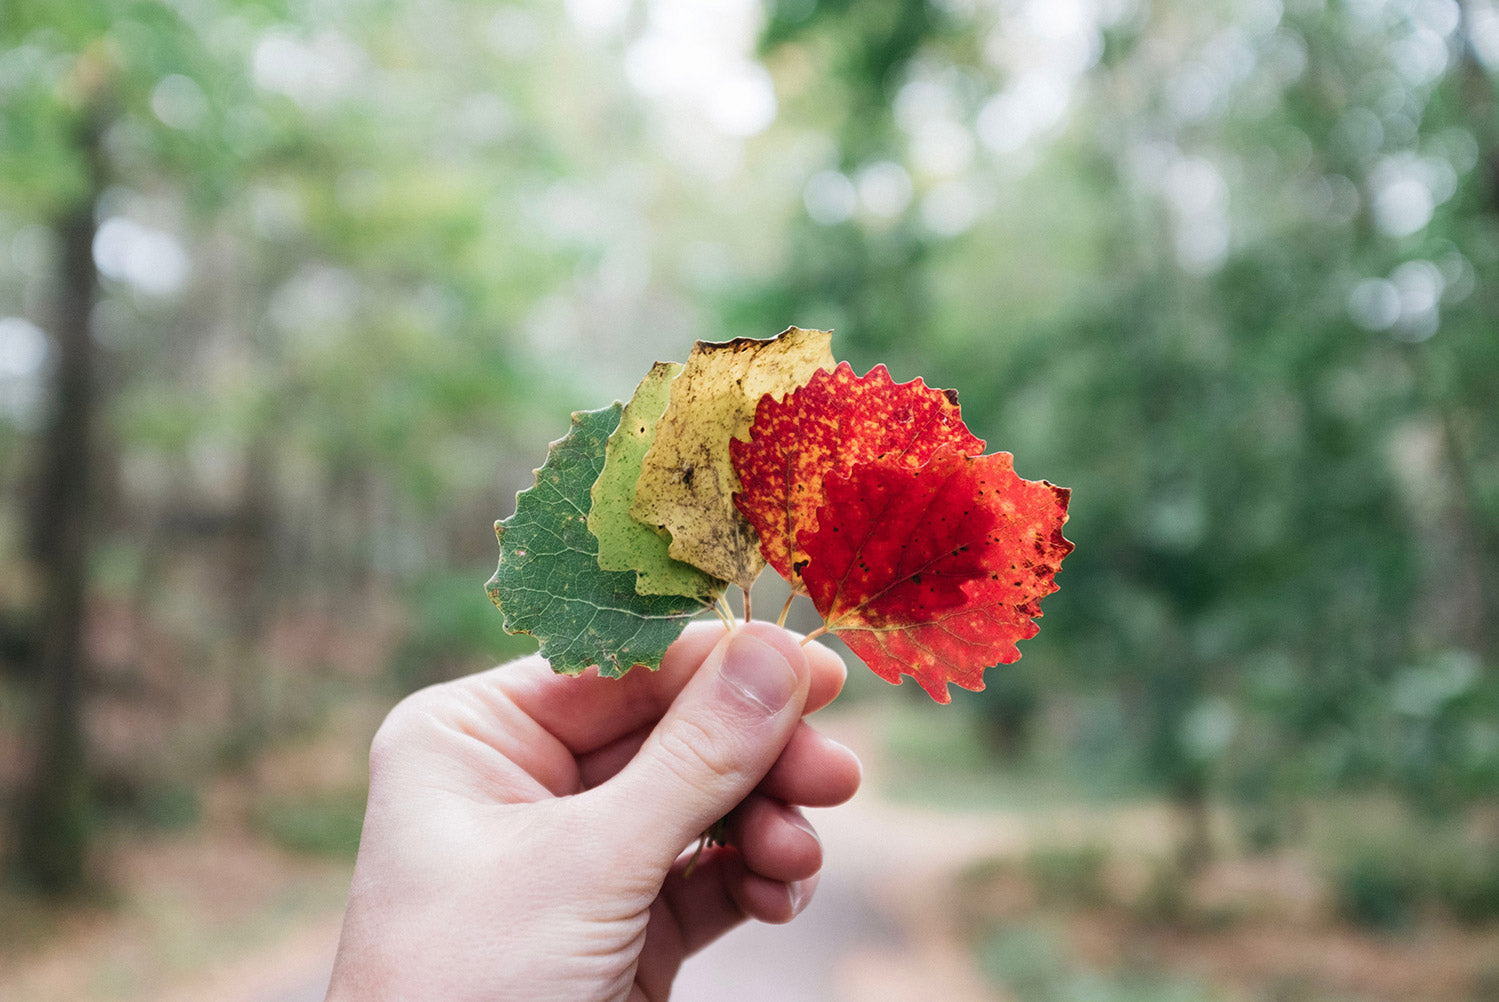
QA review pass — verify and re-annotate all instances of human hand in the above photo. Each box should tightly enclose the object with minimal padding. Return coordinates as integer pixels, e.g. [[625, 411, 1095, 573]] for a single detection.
[[325, 620, 861, 1002]]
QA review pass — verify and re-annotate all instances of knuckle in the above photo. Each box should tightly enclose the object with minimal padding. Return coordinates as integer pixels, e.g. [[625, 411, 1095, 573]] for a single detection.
[[366, 686, 442, 774], [653, 715, 744, 792]]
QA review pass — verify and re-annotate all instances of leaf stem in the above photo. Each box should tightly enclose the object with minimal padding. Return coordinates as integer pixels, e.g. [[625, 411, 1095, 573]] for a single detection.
[[800, 624, 829, 645], [742, 585, 752, 623], [683, 833, 709, 877], [776, 593, 794, 628], [712, 603, 734, 631]]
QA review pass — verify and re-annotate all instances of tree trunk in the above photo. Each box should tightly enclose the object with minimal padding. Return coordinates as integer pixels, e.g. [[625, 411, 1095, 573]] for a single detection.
[[8, 113, 105, 895]]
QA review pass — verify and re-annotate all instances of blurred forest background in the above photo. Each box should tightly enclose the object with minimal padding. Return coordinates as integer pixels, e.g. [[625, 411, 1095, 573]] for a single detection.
[[2, 0, 1498, 998]]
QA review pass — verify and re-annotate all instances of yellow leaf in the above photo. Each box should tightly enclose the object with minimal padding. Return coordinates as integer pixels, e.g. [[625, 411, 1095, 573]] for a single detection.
[[631, 327, 835, 589]]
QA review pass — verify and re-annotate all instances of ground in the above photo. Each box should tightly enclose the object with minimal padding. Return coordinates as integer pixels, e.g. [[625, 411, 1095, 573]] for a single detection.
[[3, 705, 1498, 1002]]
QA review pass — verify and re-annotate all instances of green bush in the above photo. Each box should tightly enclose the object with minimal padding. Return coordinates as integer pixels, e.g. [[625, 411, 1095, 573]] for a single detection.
[[1330, 828, 1499, 931], [1429, 851, 1499, 927], [976, 922, 1222, 1001], [1334, 847, 1421, 932]]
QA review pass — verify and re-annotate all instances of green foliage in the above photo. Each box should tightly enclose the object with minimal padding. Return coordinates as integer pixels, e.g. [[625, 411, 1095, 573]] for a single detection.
[[96, 776, 201, 833], [976, 923, 1222, 1002], [253, 789, 367, 858], [972, 660, 1041, 759], [1383, 650, 1499, 813], [1025, 843, 1111, 907], [1429, 851, 1499, 927], [1330, 824, 1499, 931], [394, 571, 538, 690], [1334, 845, 1422, 932], [878, 697, 1147, 810]]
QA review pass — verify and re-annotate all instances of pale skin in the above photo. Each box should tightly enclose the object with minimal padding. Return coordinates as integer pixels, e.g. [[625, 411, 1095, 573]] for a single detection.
[[325, 620, 862, 1002]]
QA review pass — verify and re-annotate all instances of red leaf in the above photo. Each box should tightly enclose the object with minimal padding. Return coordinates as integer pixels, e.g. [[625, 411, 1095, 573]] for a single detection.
[[799, 448, 1072, 703], [731, 362, 984, 587]]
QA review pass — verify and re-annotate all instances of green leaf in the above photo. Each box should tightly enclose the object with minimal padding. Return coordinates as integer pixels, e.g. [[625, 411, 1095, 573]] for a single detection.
[[486, 405, 706, 676], [589, 362, 727, 601]]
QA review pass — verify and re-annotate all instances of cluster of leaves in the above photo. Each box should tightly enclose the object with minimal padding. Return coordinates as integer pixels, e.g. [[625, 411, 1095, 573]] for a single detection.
[[486, 327, 1073, 703]]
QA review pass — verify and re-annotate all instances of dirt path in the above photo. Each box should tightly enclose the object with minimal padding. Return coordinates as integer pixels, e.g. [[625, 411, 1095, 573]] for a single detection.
[[677, 792, 1011, 1002]]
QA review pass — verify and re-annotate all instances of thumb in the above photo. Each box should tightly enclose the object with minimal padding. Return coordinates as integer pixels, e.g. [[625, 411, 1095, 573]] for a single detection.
[[596, 622, 811, 870]]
